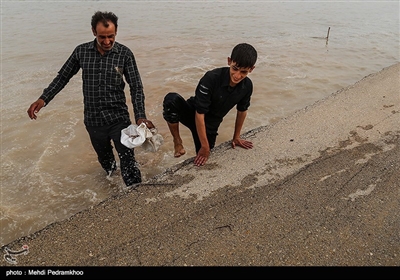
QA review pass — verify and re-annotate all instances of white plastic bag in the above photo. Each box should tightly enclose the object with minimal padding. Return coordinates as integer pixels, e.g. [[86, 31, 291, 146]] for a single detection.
[[120, 123, 148, 149], [121, 123, 163, 152], [142, 129, 164, 152]]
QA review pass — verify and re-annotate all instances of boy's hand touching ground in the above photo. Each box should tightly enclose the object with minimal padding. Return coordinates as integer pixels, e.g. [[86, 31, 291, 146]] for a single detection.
[[231, 138, 253, 149]]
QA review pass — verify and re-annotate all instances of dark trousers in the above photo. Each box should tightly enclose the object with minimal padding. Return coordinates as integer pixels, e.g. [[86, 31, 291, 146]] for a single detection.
[[162, 92, 217, 153], [85, 121, 141, 186]]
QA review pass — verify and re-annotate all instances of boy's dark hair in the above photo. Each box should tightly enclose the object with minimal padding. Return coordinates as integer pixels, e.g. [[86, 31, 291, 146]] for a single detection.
[[230, 43, 257, 68], [91, 11, 118, 30]]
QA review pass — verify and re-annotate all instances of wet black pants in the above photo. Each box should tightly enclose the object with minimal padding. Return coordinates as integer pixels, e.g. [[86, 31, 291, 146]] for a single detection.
[[162, 92, 217, 152], [85, 121, 141, 186]]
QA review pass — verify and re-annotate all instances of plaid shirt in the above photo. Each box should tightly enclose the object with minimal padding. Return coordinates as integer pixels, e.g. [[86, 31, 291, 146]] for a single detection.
[[40, 39, 146, 126]]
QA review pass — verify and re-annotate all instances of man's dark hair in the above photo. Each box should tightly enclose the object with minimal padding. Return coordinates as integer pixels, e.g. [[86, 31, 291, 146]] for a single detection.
[[91, 11, 118, 30], [230, 43, 257, 68]]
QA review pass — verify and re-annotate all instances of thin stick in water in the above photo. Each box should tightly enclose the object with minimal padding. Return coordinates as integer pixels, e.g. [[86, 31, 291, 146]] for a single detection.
[[326, 26, 330, 45]]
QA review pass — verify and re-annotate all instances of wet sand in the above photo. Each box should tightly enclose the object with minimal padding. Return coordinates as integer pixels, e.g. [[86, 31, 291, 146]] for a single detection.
[[1, 63, 399, 275]]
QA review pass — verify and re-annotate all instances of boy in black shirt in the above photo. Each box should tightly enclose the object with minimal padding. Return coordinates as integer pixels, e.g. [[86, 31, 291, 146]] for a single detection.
[[163, 43, 257, 166]]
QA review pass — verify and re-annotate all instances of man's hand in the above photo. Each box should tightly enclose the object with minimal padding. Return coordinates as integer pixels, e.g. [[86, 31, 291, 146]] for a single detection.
[[137, 118, 155, 129], [27, 99, 45, 120], [231, 138, 253, 149], [194, 146, 210, 166]]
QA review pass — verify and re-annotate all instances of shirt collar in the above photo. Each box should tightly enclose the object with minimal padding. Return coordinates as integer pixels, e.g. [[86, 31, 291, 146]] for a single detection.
[[222, 67, 231, 87]]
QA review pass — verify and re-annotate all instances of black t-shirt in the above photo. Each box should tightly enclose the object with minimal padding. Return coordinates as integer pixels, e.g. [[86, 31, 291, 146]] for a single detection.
[[187, 67, 253, 134]]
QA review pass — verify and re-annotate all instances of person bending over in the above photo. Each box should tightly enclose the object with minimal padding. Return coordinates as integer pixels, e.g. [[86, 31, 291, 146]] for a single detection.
[[162, 43, 257, 166], [27, 11, 154, 187]]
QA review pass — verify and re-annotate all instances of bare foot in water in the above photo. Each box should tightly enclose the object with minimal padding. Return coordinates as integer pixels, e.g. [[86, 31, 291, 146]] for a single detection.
[[174, 142, 186, 157]]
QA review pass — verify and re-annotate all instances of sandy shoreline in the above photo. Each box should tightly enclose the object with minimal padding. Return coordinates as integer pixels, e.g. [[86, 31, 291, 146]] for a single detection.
[[1, 63, 399, 269]]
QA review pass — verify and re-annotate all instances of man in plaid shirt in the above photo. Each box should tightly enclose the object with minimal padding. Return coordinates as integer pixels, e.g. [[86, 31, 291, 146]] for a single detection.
[[27, 11, 154, 187]]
